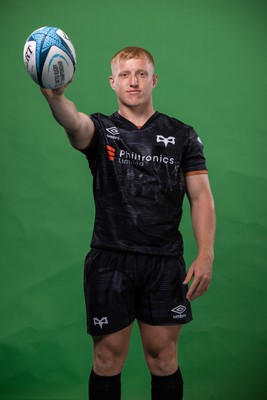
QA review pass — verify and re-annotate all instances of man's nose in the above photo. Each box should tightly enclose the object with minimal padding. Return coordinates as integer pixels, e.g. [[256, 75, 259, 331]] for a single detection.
[[129, 74, 138, 86]]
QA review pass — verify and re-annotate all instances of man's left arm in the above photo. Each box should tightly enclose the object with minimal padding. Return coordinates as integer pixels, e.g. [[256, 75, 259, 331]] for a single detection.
[[183, 174, 216, 301]]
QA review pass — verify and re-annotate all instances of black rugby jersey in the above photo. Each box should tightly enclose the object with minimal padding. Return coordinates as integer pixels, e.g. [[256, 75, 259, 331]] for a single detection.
[[81, 112, 207, 256]]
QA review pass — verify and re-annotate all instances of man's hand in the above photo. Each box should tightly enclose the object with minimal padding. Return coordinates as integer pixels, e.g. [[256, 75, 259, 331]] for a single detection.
[[183, 255, 213, 301], [40, 81, 71, 98]]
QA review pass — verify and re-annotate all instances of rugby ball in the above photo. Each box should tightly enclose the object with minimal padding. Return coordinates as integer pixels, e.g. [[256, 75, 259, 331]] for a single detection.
[[23, 26, 76, 89]]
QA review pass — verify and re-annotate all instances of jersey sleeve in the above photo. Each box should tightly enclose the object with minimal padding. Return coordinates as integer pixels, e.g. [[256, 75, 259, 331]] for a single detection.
[[181, 127, 208, 176]]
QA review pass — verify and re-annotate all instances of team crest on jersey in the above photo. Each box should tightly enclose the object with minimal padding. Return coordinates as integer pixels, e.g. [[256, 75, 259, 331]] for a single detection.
[[156, 135, 175, 147]]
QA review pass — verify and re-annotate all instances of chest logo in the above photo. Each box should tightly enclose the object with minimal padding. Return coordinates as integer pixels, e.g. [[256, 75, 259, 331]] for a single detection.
[[106, 127, 119, 135], [156, 135, 175, 147], [106, 127, 120, 140]]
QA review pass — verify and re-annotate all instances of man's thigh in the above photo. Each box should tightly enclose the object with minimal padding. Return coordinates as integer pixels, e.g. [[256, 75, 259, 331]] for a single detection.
[[92, 323, 133, 375], [138, 322, 182, 354]]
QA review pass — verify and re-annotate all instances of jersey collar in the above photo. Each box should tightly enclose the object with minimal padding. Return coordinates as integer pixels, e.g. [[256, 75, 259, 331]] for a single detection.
[[111, 111, 160, 130]]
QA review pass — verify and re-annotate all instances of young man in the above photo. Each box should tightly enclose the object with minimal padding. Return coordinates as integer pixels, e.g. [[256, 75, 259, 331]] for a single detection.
[[41, 47, 216, 400]]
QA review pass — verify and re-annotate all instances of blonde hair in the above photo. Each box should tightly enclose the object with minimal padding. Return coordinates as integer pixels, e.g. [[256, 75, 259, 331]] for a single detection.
[[111, 46, 155, 70]]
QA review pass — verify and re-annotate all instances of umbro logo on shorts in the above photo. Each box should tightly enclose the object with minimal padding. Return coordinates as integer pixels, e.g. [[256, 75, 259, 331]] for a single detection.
[[156, 135, 175, 147], [171, 305, 186, 319], [93, 317, 109, 329], [172, 305, 186, 314]]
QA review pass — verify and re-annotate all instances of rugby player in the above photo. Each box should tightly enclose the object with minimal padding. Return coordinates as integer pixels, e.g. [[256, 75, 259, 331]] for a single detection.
[[41, 47, 216, 400]]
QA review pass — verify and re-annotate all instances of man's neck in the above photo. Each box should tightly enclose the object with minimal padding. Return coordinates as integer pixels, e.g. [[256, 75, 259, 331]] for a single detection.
[[118, 104, 156, 128]]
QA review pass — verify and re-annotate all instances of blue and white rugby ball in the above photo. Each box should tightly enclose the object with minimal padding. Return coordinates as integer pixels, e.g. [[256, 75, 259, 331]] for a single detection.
[[23, 26, 76, 89]]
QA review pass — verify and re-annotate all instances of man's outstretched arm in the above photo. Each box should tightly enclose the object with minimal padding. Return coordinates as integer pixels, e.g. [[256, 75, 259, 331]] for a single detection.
[[41, 85, 95, 150]]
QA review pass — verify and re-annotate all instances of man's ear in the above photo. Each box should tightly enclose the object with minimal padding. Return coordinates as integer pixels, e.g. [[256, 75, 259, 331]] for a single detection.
[[109, 76, 116, 90], [152, 73, 158, 88]]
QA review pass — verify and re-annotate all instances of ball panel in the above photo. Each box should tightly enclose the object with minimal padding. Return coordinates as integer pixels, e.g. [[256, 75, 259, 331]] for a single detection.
[[56, 29, 77, 68], [27, 27, 53, 81], [41, 47, 74, 89], [23, 40, 39, 84]]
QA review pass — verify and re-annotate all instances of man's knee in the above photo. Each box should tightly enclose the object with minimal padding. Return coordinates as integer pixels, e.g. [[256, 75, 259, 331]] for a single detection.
[[93, 340, 125, 375], [145, 349, 178, 376], [94, 345, 116, 373]]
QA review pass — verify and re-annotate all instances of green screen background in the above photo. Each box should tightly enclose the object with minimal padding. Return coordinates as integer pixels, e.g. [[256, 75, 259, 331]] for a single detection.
[[1, 0, 266, 399]]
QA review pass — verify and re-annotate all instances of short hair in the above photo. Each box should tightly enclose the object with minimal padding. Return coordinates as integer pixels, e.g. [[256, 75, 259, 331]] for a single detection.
[[111, 46, 155, 70]]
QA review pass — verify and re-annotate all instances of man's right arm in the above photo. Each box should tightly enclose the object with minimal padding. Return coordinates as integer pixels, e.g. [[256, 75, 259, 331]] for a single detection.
[[41, 86, 95, 150]]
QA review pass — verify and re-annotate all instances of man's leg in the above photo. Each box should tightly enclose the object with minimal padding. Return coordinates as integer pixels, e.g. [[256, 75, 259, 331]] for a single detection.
[[139, 322, 183, 400], [89, 323, 133, 400]]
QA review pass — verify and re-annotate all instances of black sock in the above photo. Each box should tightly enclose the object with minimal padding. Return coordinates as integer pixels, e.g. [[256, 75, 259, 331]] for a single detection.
[[151, 368, 183, 400], [89, 368, 121, 400]]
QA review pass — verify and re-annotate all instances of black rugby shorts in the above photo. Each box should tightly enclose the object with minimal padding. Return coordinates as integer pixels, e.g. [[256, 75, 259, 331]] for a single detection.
[[84, 248, 192, 336]]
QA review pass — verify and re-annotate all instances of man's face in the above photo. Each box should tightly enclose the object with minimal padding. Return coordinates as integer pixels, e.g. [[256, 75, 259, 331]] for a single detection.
[[109, 57, 158, 109]]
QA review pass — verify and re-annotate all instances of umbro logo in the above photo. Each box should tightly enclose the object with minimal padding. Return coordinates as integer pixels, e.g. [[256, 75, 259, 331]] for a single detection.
[[156, 135, 175, 147], [93, 317, 109, 329], [106, 127, 120, 140], [171, 305, 186, 315], [106, 127, 120, 135], [171, 305, 186, 319]]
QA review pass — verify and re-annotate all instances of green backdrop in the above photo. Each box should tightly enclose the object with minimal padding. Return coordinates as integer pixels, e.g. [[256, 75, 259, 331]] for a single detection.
[[1, 0, 266, 399]]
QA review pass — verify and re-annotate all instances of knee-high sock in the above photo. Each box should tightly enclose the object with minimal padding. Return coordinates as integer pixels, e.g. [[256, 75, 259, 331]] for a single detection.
[[89, 368, 121, 400], [151, 368, 183, 400]]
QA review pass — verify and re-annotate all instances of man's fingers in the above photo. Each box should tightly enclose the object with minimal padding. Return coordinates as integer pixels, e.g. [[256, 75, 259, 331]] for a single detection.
[[183, 268, 193, 285], [186, 276, 200, 301], [186, 274, 211, 301], [183, 258, 213, 301]]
